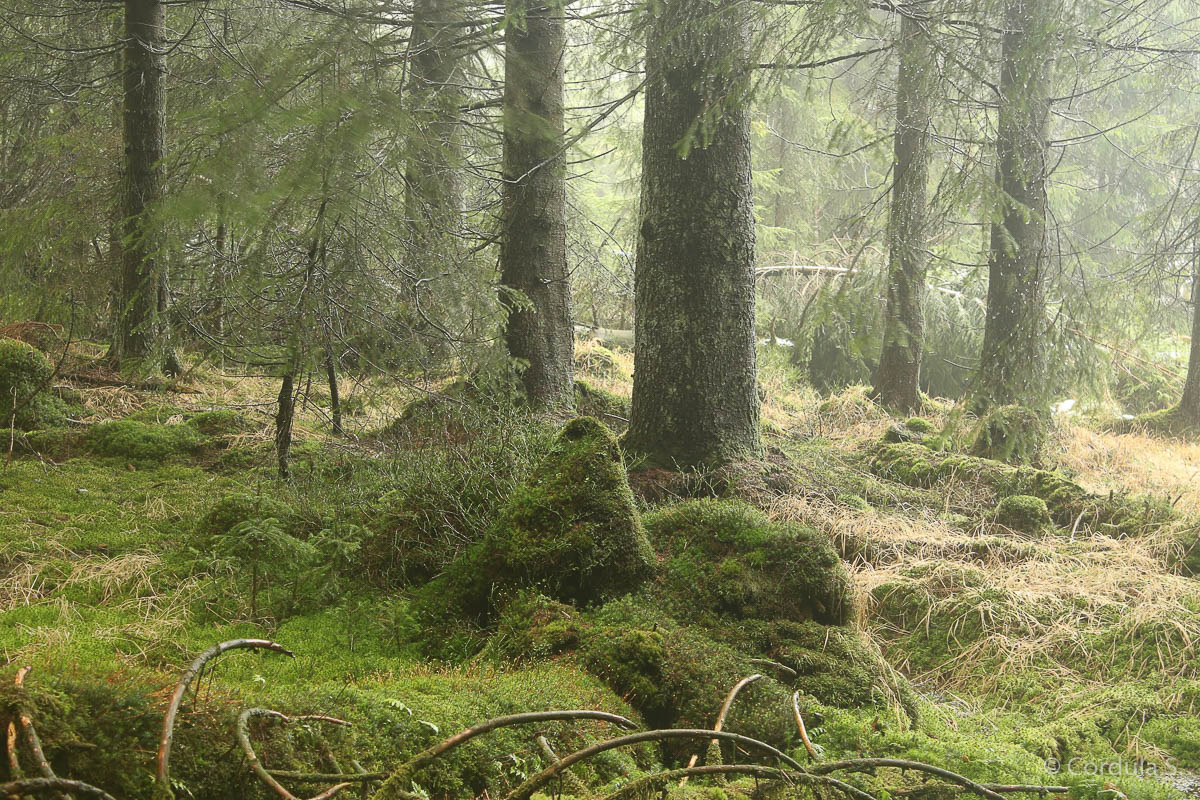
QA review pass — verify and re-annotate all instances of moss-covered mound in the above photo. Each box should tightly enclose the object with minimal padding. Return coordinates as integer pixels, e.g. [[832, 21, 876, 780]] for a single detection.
[[643, 499, 852, 626], [871, 442, 1173, 536], [422, 417, 654, 621], [970, 405, 1046, 465], [0, 337, 67, 430], [186, 408, 255, 437], [574, 379, 630, 424], [86, 419, 204, 463], [195, 492, 299, 542], [995, 495, 1052, 534]]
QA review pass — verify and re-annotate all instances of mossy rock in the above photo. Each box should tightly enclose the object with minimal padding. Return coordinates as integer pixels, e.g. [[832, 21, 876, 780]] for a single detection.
[[994, 494, 1052, 534], [86, 420, 204, 463], [186, 408, 255, 436], [643, 499, 852, 627], [420, 417, 654, 623], [575, 344, 620, 377], [905, 417, 936, 434], [0, 337, 67, 430], [970, 405, 1046, 465]]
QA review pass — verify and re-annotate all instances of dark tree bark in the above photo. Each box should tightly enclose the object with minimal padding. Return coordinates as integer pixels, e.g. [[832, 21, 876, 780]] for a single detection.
[[624, 0, 761, 468], [113, 0, 166, 364], [1180, 259, 1200, 424], [325, 352, 343, 435], [405, 0, 465, 250], [970, 0, 1057, 412], [874, 10, 932, 413], [275, 372, 295, 480], [500, 0, 574, 408]]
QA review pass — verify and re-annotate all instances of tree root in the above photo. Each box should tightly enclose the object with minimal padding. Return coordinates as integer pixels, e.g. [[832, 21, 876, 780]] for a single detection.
[[0, 779, 116, 800]]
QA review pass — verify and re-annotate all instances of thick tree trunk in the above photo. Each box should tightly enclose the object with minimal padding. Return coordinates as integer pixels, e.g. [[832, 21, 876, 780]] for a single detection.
[[874, 10, 932, 413], [624, 0, 761, 468], [500, 0, 574, 409], [1180, 260, 1200, 423], [113, 0, 166, 364], [970, 0, 1056, 412], [405, 0, 465, 251]]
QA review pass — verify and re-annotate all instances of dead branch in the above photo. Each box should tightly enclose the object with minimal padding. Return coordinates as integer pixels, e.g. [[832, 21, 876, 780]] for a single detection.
[[536, 736, 590, 798], [791, 691, 821, 761], [813, 758, 1010, 800], [894, 785, 1072, 797], [504, 728, 815, 800], [12, 669, 68, 800], [682, 674, 763, 782], [236, 708, 352, 800], [748, 659, 797, 679], [156, 639, 294, 795], [0, 779, 116, 800], [5, 720, 19, 779], [370, 710, 636, 799]]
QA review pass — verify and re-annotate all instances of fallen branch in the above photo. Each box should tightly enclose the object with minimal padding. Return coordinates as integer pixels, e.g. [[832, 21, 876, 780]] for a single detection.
[[371, 710, 636, 799], [156, 639, 294, 795], [682, 674, 763, 782], [505, 728, 817, 800], [12, 669, 68, 800], [0, 779, 116, 800], [536, 736, 590, 798], [791, 691, 821, 761], [813, 758, 1009, 800], [236, 708, 352, 800], [748, 659, 797, 679]]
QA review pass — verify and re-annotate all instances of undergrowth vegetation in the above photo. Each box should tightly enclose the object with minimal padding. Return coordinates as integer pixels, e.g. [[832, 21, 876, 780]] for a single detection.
[[2, 341, 1200, 800]]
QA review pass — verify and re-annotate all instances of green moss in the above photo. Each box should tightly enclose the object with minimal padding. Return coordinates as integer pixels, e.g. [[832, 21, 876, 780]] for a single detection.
[[86, 419, 204, 463], [186, 408, 255, 436], [574, 379, 631, 423], [194, 492, 299, 542], [418, 417, 654, 628], [905, 417, 936, 434], [643, 499, 851, 626], [125, 404, 186, 423], [995, 494, 1052, 533], [970, 405, 1046, 465], [837, 493, 871, 511], [0, 337, 67, 430]]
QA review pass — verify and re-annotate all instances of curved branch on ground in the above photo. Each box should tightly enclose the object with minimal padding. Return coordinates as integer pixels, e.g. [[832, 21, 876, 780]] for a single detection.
[[683, 674, 764, 780], [236, 708, 352, 800], [12, 668, 68, 800], [156, 639, 294, 794], [813, 758, 1010, 800], [749, 659, 798, 679], [0, 779, 117, 800], [505, 728, 811, 800], [536, 735, 591, 798], [371, 709, 636, 799]]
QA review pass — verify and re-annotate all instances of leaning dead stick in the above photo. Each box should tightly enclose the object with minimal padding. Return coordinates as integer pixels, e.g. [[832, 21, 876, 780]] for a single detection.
[[504, 728, 844, 800], [370, 710, 636, 800], [237, 708, 353, 800], [0, 779, 116, 800], [536, 736, 591, 798], [791, 691, 821, 761], [681, 674, 763, 784], [156, 639, 294, 795], [12, 668, 69, 800]]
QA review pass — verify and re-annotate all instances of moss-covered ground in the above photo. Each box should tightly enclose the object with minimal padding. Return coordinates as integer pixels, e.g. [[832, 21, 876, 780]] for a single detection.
[[2, 341, 1199, 800]]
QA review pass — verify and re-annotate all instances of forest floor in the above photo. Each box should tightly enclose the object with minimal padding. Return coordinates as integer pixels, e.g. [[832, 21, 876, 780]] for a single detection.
[[2, 338, 1200, 800]]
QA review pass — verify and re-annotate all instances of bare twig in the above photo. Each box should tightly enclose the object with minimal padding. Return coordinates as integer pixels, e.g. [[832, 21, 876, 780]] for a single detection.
[[236, 708, 352, 800], [156, 639, 295, 794], [813, 758, 1010, 800], [682, 674, 763, 782], [791, 692, 821, 761]]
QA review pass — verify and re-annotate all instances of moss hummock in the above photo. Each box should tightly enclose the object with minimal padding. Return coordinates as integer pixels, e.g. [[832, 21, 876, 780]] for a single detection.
[[0, 337, 67, 430], [87, 420, 204, 463], [421, 417, 654, 622], [995, 495, 1052, 533], [643, 498, 852, 626], [970, 405, 1046, 465]]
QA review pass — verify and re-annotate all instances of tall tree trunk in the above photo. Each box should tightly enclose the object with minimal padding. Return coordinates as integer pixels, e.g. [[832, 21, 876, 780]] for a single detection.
[[325, 351, 343, 435], [874, 9, 932, 413], [275, 372, 295, 480], [624, 0, 761, 468], [500, 0, 574, 409], [405, 0, 465, 251], [1180, 256, 1200, 423], [113, 0, 166, 365], [970, 0, 1056, 412]]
